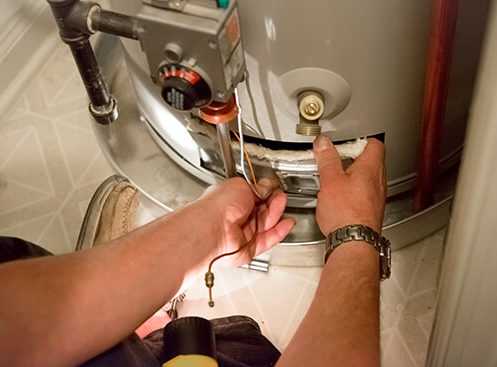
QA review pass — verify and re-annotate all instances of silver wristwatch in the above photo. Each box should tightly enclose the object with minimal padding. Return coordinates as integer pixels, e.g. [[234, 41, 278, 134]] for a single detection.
[[325, 224, 392, 280]]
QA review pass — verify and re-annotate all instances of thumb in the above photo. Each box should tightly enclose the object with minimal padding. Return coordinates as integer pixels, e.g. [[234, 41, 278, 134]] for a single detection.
[[255, 176, 281, 201], [313, 135, 344, 187]]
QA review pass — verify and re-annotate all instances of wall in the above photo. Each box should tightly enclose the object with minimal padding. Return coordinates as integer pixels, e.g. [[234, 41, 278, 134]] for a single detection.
[[426, 1, 497, 365]]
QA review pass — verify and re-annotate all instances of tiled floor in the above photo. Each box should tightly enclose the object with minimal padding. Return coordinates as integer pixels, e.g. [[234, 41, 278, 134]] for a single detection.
[[0, 44, 113, 253], [0, 43, 445, 366]]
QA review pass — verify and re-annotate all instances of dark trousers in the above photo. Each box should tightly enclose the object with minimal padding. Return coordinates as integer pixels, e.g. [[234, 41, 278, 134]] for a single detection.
[[0, 237, 280, 367]]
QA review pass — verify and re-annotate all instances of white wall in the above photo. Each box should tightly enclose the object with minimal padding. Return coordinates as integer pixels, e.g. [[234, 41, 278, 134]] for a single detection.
[[426, 2, 497, 366]]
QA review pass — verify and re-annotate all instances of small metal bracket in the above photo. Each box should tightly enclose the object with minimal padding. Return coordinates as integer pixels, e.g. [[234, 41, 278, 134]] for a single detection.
[[276, 171, 320, 196], [142, 0, 187, 11]]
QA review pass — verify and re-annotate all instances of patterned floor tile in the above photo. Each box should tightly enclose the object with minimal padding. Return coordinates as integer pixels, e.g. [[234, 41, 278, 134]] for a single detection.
[[398, 314, 431, 367], [277, 281, 318, 350], [0, 214, 53, 245], [409, 238, 444, 295], [380, 276, 405, 331], [383, 329, 417, 367], [417, 310, 436, 338], [1, 127, 53, 196], [392, 240, 426, 295], [0, 43, 113, 254]]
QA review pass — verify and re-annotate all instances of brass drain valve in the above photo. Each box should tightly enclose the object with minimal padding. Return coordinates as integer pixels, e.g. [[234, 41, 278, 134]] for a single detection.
[[296, 91, 325, 136]]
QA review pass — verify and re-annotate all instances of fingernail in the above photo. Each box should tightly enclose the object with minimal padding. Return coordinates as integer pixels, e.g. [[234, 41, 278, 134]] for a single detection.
[[287, 216, 297, 226], [256, 181, 273, 200], [257, 187, 272, 200], [314, 135, 332, 152]]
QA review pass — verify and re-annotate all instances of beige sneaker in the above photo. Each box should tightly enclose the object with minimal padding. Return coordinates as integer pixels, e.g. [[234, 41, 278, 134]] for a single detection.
[[76, 175, 139, 251], [76, 175, 185, 332]]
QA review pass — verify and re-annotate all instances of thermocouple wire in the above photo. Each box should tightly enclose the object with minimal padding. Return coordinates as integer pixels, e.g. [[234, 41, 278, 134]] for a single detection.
[[234, 91, 263, 200], [233, 131, 256, 185], [205, 92, 263, 307]]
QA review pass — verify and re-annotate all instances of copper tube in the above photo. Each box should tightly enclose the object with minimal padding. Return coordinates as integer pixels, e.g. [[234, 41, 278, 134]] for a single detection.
[[233, 131, 257, 185], [414, 0, 460, 212], [200, 97, 239, 177], [199, 97, 238, 125]]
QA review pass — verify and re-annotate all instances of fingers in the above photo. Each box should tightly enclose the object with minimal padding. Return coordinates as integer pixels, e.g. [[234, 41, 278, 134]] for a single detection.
[[243, 191, 292, 257], [253, 218, 296, 256], [257, 191, 288, 232], [313, 135, 344, 188], [347, 138, 385, 176], [241, 190, 286, 240], [255, 176, 281, 201]]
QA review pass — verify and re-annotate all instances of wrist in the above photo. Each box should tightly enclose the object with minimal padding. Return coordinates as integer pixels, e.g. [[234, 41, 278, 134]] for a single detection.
[[323, 224, 391, 280], [332, 241, 379, 259], [171, 201, 223, 278], [323, 241, 380, 283]]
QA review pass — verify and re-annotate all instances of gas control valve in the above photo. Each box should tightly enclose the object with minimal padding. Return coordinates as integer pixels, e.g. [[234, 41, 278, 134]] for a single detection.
[[47, 0, 246, 123]]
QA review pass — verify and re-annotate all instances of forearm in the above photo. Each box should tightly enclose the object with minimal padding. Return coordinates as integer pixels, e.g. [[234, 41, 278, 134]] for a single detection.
[[0, 201, 218, 367], [277, 242, 380, 367]]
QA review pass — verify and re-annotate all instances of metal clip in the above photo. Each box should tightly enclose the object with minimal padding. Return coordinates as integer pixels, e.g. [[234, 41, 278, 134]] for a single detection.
[[142, 0, 187, 11]]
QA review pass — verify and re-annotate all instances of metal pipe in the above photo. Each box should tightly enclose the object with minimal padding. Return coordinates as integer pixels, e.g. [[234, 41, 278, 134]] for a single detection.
[[69, 37, 111, 108], [216, 123, 237, 178], [65, 35, 119, 125], [90, 8, 141, 40], [413, 0, 460, 211], [47, 0, 118, 125]]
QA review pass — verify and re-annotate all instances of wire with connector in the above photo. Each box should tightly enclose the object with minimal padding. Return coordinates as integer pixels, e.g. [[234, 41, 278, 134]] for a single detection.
[[205, 211, 258, 308], [205, 113, 260, 307]]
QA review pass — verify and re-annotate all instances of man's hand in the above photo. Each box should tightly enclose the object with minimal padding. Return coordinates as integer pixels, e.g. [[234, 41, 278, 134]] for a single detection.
[[313, 135, 386, 236], [277, 136, 385, 367], [0, 176, 292, 367], [197, 177, 295, 266]]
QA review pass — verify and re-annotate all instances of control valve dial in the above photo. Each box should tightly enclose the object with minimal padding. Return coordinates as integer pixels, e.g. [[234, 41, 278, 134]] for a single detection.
[[159, 65, 211, 111]]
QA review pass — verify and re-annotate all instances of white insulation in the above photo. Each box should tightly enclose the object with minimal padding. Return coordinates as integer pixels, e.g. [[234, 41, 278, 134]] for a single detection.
[[234, 138, 368, 162]]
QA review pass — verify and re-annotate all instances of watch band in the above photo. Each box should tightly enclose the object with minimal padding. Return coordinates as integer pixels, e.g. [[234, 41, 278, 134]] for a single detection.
[[324, 224, 392, 280]]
